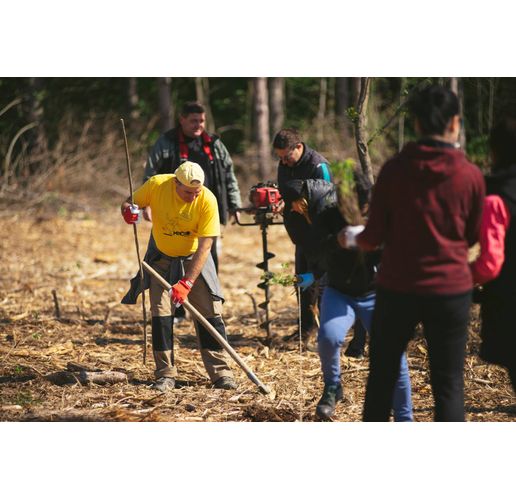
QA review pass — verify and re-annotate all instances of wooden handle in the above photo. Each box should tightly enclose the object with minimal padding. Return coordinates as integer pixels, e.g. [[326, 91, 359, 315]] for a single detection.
[[142, 261, 270, 395]]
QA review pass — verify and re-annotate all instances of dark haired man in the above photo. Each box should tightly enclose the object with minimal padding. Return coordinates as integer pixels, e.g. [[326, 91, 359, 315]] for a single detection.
[[121, 161, 237, 392], [272, 129, 334, 343], [340, 85, 485, 421], [143, 101, 242, 272]]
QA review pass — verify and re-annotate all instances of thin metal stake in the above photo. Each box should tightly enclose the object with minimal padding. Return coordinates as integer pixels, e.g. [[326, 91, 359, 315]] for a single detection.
[[121, 118, 147, 365], [297, 285, 303, 422]]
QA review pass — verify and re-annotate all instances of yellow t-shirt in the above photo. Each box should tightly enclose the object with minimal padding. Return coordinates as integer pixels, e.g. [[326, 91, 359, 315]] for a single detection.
[[133, 174, 220, 257]]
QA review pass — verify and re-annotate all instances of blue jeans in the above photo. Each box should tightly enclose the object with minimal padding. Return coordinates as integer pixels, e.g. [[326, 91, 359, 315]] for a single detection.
[[318, 286, 413, 422]]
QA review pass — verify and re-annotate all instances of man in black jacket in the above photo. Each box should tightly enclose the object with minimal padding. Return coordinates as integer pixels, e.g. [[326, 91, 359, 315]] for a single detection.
[[143, 101, 242, 272], [273, 128, 331, 342], [273, 129, 367, 355]]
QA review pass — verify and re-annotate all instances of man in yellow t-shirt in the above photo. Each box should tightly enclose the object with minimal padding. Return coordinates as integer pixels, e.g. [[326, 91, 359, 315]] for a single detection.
[[121, 161, 236, 392]]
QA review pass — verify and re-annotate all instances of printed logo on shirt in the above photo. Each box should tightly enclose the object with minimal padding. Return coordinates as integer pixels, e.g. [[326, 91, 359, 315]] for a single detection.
[[162, 217, 192, 237]]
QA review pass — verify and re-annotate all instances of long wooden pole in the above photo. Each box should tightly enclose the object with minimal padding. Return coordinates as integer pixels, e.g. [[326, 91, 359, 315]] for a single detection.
[[121, 118, 147, 365], [142, 261, 271, 395]]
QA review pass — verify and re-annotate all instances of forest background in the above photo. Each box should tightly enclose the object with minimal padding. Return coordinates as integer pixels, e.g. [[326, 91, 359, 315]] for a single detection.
[[2, 77, 516, 207]]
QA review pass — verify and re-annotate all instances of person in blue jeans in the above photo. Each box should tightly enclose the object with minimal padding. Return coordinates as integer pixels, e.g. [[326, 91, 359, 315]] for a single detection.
[[318, 287, 412, 420], [285, 177, 413, 421]]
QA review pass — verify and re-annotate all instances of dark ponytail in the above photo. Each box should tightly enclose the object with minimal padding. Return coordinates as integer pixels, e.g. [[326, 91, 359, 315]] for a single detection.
[[409, 85, 459, 136]]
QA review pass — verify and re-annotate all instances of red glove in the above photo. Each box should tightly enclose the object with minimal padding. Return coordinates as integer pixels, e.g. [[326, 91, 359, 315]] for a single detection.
[[170, 279, 194, 306], [122, 204, 140, 224]]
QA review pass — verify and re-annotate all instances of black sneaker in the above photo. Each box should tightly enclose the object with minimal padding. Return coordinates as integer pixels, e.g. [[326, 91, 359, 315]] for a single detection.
[[283, 328, 315, 342], [315, 383, 343, 420], [213, 376, 238, 390], [344, 345, 365, 359], [152, 377, 176, 392]]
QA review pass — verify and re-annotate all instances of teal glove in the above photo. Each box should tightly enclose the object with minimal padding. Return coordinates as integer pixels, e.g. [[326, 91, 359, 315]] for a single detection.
[[297, 273, 315, 291]]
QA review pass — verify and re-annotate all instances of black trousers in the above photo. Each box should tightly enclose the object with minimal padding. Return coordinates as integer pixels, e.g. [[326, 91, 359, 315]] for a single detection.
[[363, 287, 472, 422], [507, 366, 516, 393], [295, 245, 318, 333]]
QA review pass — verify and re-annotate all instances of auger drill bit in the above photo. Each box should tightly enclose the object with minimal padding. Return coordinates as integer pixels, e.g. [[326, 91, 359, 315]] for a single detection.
[[256, 220, 275, 345], [234, 181, 284, 345]]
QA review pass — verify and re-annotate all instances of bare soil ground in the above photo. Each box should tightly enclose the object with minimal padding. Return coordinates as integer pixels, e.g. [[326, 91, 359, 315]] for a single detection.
[[0, 207, 514, 422]]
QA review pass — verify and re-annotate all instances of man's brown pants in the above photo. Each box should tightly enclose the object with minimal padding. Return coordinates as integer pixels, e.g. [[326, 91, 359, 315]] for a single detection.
[[149, 257, 233, 383]]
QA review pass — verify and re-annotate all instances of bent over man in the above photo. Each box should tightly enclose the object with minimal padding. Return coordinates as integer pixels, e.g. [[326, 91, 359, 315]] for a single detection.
[[121, 161, 237, 392]]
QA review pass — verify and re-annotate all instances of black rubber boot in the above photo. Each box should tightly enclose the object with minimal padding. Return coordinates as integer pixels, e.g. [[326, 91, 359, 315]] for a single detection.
[[315, 383, 343, 420]]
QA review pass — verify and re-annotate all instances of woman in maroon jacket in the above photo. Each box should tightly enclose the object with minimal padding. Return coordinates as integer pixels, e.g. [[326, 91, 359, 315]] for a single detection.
[[341, 85, 485, 421]]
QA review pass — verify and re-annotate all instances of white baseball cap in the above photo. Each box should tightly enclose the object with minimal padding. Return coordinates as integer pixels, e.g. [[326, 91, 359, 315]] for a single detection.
[[175, 161, 205, 187]]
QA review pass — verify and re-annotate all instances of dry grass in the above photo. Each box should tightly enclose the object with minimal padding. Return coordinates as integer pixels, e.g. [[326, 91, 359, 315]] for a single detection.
[[0, 204, 514, 422]]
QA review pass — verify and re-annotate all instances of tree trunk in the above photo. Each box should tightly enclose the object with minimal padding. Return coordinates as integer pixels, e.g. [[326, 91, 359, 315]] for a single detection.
[[195, 77, 215, 131], [327, 77, 335, 124], [244, 79, 254, 146], [477, 79, 483, 135], [269, 77, 285, 137], [450, 77, 466, 149], [158, 77, 173, 132], [488, 77, 495, 130], [354, 77, 374, 184], [128, 77, 140, 120], [253, 77, 272, 179], [352, 78, 361, 106], [398, 77, 405, 152], [335, 77, 349, 136], [449, 77, 459, 94], [316, 77, 328, 144], [25, 77, 48, 174]]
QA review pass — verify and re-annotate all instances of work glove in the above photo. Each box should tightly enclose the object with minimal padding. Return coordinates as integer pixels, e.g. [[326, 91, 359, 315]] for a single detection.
[[296, 272, 315, 291], [169, 279, 194, 307], [122, 204, 141, 224], [344, 224, 365, 248]]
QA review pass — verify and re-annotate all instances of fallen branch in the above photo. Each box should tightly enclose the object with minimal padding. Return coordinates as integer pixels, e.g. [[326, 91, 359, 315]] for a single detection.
[[66, 362, 98, 372], [0, 405, 23, 412], [45, 370, 129, 386], [470, 378, 494, 386]]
